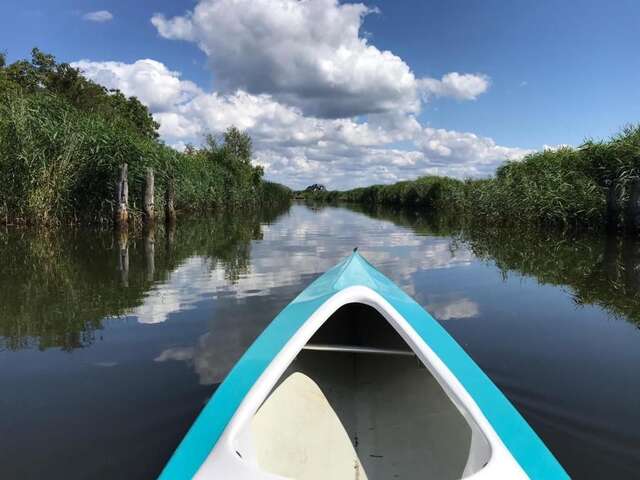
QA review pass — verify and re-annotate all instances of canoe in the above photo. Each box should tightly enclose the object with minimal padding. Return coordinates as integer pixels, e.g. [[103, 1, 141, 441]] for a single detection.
[[159, 251, 568, 479]]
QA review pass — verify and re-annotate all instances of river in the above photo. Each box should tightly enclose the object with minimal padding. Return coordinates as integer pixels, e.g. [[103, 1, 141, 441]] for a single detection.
[[1, 203, 639, 479]]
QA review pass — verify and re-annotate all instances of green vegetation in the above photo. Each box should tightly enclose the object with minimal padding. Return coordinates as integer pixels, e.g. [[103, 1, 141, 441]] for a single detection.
[[0, 204, 289, 351], [338, 176, 467, 213], [461, 225, 640, 324], [299, 126, 640, 231], [349, 205, 640, 325], [0, 49, 291, 225], [466, 131, 640, 228], [171, 132, 290, 213]]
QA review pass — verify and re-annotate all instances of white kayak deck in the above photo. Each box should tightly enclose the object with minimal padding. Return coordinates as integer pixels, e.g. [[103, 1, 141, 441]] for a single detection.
[[248, 303, 488, 480]]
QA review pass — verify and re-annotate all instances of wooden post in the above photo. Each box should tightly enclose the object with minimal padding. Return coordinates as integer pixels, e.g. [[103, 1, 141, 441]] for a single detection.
[[165, 219, 176, 270], [144, 167, 155, 224], [115, 164, 129, 229], [165, 175, 176, 224], [627, 178, 640, 232], [622, 236, 640, 292], [144, 226, 155, 281], [606, 179, 620, 231], [117, 228, 129, 287], [602, 234, 619, 282], [165, 219, 176, 248]]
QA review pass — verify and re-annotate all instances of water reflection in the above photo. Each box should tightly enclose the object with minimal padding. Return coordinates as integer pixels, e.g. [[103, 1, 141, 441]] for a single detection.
[[461, 225, 640, 325], [0, 206, 288, 350], [155, 331, 238, 386], [1, 204, 639, 478], [427, 297, 480, 321], [353, 204, 640, 326]]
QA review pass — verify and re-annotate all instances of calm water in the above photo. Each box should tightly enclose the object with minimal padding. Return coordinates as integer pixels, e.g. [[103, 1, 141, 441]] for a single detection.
[[1, 204, 639, 479]]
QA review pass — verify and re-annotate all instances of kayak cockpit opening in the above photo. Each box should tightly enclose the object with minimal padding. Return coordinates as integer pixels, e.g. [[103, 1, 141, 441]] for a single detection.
[[236, 302, 491, 479]]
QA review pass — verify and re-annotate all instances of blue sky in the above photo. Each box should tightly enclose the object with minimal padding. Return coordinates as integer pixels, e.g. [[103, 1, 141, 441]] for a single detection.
[[365, 0, 640, 147], [2, 0, 639, 188]]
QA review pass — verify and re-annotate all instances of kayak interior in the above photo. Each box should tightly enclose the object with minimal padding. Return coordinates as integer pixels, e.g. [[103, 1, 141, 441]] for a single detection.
[[242, 302, 491, 480], [160, 254, 566, 479]]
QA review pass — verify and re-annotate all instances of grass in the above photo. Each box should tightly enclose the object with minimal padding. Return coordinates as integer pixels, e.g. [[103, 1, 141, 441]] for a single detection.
[[298, 125, 640, 231], [0, 49, 291, 225]]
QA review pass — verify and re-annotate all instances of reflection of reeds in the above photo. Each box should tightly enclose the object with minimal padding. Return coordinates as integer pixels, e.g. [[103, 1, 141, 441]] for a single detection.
[[349, 204, 640, 325], [460, 225, 640, 324], [0, 205, 290, 351]]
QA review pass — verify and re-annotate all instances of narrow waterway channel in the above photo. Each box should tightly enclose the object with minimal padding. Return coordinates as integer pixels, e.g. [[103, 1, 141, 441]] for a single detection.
[[1, 203, 638, 479]]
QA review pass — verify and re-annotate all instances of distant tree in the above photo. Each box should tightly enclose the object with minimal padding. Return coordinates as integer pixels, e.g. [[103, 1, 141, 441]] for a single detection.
[[31, 48, 55, 73], [184, 143, 198, 156], [0, 51, 11, 90], [0, 48, 159, 139], [223, 126, 252, 164]]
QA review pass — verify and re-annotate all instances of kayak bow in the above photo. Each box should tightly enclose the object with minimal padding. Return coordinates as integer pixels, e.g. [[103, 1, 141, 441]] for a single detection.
[[159, 251, 568, 479]]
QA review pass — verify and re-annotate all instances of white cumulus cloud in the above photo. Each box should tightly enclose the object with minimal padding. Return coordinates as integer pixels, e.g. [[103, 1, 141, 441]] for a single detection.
[[72, 58, 527, 189], [69, 1, 533, 190], [415, 127, 532, 177], [71, 59, 201, 112], [419, 72, 490, 101], [151, 0, 488, 118], [82, 10, 113, 22]]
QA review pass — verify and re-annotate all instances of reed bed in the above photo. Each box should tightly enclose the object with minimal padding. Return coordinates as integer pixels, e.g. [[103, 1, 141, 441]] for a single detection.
[[0, 49, 291, 226], [300, 126, 640, 231]]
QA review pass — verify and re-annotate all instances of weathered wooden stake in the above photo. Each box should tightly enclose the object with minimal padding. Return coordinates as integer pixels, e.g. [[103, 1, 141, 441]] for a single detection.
[[628, 179, 640, 233], [165, 175, 176, 224], [606, 180, 620, 231], [165, 219, 176, 261], [115, 163, 129, 229], [144, 226, 155, 281], [117, 228, 129, 287], [622, 236, 640, 291], [143, 167, 155, 224], [602, 234, 620, 281]]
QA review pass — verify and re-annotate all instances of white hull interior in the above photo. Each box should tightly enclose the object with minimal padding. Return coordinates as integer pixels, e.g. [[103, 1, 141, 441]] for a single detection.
[[248, 303, 490, 480]]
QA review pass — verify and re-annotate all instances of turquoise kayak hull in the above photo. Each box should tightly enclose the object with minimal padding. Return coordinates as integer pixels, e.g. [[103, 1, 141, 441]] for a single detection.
[[159, 252, 568, 479]]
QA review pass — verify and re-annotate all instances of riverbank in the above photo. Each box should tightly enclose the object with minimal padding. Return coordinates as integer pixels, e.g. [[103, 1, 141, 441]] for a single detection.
[[299, 126, 640, 232], [0, 49, 291, 226]]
